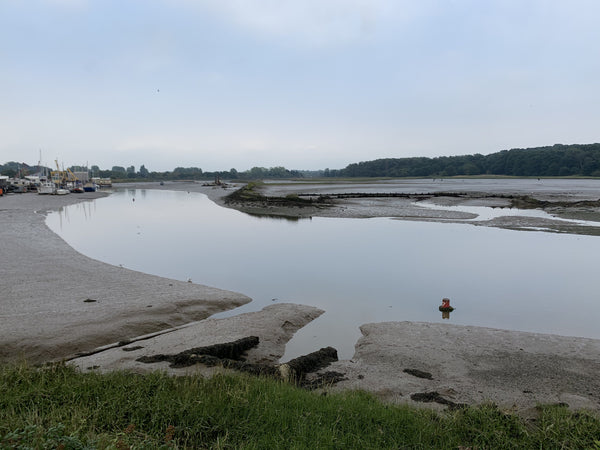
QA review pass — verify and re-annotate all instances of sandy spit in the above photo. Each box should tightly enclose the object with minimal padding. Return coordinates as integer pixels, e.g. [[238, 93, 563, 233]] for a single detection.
[[0, 187, 251, 364], [71, 302, 324, 375]]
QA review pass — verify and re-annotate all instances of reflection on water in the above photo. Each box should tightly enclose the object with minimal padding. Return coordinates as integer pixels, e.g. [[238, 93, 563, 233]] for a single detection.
[[46, 189, 600, 360]]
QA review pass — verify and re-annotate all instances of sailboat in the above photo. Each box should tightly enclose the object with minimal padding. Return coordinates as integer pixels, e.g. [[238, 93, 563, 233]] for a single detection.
[[37, 151, 56, 194]]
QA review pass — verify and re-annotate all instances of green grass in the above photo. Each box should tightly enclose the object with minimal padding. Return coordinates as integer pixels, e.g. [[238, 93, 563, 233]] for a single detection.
[[1, 364, 599, 449]]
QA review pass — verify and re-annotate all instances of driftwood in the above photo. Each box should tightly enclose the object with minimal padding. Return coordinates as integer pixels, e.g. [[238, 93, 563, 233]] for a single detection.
[[136, 338, 343, 389], [278, 346, 338, 383], [136, 336, 260, 368]]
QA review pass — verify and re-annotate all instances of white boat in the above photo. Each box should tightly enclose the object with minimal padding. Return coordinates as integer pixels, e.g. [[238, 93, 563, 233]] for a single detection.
[[55, 188, 70, 195], [36, 152, 56, 194], [38, 181, 56, 195]]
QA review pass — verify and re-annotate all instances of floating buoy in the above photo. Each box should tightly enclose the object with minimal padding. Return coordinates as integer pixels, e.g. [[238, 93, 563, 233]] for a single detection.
[[439, 297, 455, 312]]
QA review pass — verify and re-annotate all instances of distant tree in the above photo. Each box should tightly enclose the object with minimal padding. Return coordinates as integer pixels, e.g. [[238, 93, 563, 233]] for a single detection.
[[172, 167, 203, 180], [247, 167, 266, 179], [138, 164, 149, 178], [111, 166, 126, 174], [1, 168, 16, 177]]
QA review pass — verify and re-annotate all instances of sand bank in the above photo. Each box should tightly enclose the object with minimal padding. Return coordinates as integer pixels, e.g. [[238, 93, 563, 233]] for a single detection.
[[329, 322, 600, 413], [0, 188, 250, 363], [70, 303, 324, 375]]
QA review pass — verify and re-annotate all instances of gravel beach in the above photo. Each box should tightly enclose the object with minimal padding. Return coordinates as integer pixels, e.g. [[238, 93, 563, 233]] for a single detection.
[[2, 180, 600, 413]]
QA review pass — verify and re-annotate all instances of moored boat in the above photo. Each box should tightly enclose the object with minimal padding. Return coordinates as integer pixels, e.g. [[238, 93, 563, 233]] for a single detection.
[[37, 182, 56, 195], [83, 182, 97, 192]]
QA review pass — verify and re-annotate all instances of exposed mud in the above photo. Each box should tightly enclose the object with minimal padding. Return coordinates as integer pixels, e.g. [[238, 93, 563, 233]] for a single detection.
[[410, 391, 467, 409], [222, 179, 600, 236], [404, 368, 434, 380]]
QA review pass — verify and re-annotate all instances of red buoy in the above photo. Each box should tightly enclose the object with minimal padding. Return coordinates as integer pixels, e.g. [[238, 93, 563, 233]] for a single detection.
[[439, 298, 454, 313]]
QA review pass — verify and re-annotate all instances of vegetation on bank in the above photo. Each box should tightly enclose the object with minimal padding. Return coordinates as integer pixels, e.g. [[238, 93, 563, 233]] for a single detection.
[[1, 364, 600, 449], [224, 181, 325, 209]]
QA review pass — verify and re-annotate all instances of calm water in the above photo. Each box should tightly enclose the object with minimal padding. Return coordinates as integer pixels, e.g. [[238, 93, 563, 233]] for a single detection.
[[46, 188, 600, 360]]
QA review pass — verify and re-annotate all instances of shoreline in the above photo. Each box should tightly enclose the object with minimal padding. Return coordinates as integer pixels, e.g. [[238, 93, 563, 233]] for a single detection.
[[2, 181, 600, 413]]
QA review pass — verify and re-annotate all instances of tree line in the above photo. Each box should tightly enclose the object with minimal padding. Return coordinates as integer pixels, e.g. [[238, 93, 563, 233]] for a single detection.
[[0, 163, 302, 181], [3, 143, 600, 180], [325, 143, 600, 178]]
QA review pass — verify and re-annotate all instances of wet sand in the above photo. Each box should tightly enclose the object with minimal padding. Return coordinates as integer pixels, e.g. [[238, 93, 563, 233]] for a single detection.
[[0, 188, 251, 363], [3, 180, 600, 413]]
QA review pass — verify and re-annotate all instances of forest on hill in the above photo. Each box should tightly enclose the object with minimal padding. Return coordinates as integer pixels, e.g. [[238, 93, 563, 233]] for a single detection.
[[326, 143, 600, 178]]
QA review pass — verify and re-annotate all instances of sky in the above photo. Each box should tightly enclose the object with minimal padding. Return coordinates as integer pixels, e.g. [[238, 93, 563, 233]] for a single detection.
[[1, 0, 599, 172]]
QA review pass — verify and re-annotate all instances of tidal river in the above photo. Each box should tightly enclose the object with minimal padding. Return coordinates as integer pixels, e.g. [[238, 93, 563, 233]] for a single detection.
[[47, 188, 600, 360]]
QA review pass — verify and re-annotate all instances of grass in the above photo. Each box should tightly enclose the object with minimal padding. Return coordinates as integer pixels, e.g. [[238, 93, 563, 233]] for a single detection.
[[1, 363, 600, 449]]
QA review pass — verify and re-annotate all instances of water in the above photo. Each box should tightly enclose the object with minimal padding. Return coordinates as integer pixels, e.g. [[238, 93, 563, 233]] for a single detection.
[[46, 188, 600, 360]]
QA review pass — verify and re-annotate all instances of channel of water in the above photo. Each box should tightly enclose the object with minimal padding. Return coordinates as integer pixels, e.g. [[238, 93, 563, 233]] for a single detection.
[[46, 188, 600, 360]]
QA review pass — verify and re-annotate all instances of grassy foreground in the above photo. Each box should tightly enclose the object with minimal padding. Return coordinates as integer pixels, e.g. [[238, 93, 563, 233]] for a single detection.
[[1, 364, 599, 449]]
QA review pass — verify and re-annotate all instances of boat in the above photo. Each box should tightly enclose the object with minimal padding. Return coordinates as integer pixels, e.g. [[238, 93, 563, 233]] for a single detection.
[[83, 181, 97, 192], [92, 177, 112, 188], [9, 178, 31, 193], [70, 183, 85, 193], [37, 181, 56, 195], [55, 188, 70, 195]]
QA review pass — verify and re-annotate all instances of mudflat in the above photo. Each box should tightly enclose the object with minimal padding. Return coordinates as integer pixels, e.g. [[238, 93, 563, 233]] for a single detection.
[[3, 179, 600, 413]]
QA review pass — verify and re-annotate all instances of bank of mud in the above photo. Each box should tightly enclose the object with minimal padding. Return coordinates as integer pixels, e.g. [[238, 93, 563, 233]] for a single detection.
[[222, 178, 600, 236]]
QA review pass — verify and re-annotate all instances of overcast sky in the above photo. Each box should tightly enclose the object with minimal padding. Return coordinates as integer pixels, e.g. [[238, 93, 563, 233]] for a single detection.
[[1, 0, 599, 172]]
